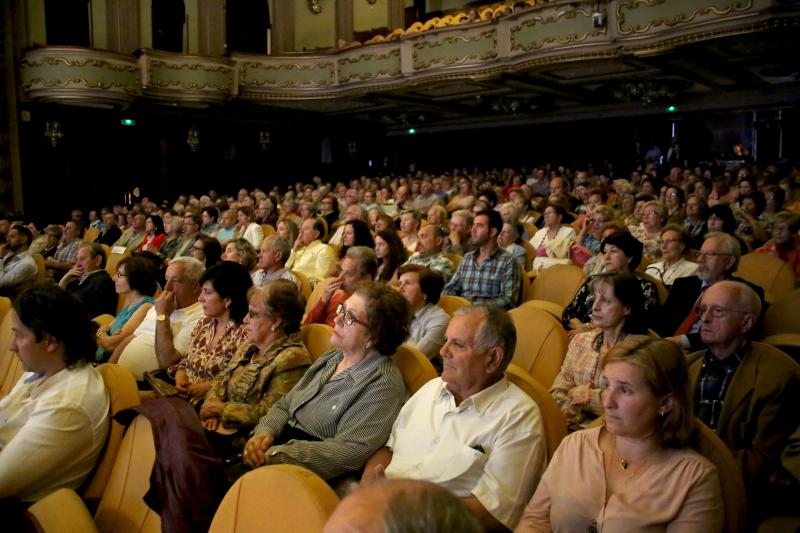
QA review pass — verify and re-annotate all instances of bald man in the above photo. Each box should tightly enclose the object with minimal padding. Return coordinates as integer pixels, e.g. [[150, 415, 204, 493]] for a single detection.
[[324, 479, 481, 533]]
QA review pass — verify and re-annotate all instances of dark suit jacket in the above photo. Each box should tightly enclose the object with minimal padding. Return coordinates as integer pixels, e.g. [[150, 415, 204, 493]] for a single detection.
[[688, 343, 800, 499], [655, 275, 766, 350], [66, 270, 117, 318], [96, 225, 122, 246]]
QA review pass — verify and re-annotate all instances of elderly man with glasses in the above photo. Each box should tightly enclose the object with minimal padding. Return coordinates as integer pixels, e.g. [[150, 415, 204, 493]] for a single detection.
[[687, 280, 800, 524], [658, 232, 765, 351]]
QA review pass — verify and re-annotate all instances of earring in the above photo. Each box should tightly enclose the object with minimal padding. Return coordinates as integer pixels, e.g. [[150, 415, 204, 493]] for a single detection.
[[659, 409, 667, 418], [270, 324, 278, 332]]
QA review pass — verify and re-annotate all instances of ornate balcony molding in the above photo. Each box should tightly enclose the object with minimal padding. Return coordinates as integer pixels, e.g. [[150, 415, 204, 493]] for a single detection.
[[20, 0, 796, 106]]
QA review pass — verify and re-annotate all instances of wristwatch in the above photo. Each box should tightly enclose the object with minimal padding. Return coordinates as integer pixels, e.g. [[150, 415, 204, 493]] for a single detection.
[[156, 314, 167, 322]]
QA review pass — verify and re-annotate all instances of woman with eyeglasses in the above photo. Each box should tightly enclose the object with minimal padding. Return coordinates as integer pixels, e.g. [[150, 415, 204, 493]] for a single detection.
[[629, 200, 667, 262], [242, 282, 409, 481], [517, 338, 723, 532], [95, 256, 158, 362], [198, 280, 311, 451], [644, 225, 699, 288]]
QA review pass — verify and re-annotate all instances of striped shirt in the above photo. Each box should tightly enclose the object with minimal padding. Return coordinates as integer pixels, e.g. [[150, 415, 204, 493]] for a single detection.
[[254, 349, 406, 480], [442, 247, 521, 309]]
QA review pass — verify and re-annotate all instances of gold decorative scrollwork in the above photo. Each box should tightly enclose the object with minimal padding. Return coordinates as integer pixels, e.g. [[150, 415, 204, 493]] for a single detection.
[[510, 7, 606, 52], [21, 56, 138, 72], [22, 77, 140, 93], [337, 50, 401, 83], [617, 0, 754, 35], [147, 60, 234, 91], [412, 30, 497, 70], [240, 62, 336, 88]]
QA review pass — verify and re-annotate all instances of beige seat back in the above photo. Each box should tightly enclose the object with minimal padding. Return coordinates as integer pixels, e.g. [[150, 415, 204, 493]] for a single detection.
[[436, 294, 471, 317], [0, 310, 22, 398], [32, 253, 47, 283], [763, 288, 800, 337], [526, 264, 586, 307], [105, 251, 129, 277], [393, 343, 437, 395], [508, 303, 568, 389], [93, 415, 162, 533], [0, 296, 11, 324], [304, 277, 335, 319], [505, 363, 567, 460], [736, 253, 796, 304], [292, 269, 312, 301], [301, 323, 334, 361], [209, 465, 338, 533], [82, 365, 141, 507]]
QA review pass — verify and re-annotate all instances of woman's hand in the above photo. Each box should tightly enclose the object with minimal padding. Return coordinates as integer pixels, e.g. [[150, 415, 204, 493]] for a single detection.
[[243, 434, 274, 468], [200, 398, 225, 420], [187, 380, 213, 400], [174, 370, 190, 392]]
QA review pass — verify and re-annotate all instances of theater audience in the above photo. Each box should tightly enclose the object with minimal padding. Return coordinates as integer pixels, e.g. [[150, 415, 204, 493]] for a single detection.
[[404, 224, 455, 282], [683, 194, 708, 245], [113, 257, 205, 380], [169, 262, 252, 401], [113, 213, 146, 252], [305, 246, 377, 328], [517, 338, 724, 532], [58, 242, 116, 318], [551, 272, 648, 430], [276, 218, 299, 247], [497, 221, 528, 269], [443, 210, 475, 256], [363, 304, 545, 531], [242, 283, 408, 481], [252, 235, 299, 288], [199, 281, 311, 448], [213, 209, 238, 244], [0, 285, 109, 503], [644, 224, 699, 287], [659, 232, 765, 351], [286, 217, 336, 285], [755, 210, 800, 279], [95, 255, 158, 361], [529, 203, 576, 269], [139, 214, 166, 253], [159, 214, 185, 260], [629, 199, 666, 262], [45, 220, 83, 276], [190, 233, 223, 267], [220, 237, 256, 271], [399, 211, 421, 253], [396, 264, 450, 366], [96, 211, 121, 245], [374, 229, 407, 284], [688, 281, 800, 519], [563, 231, 659, 331], [236, 206, 264, 249], [0, 225, 37, 298], [443, 209, 521, 310], [328, 219, 374, 277]]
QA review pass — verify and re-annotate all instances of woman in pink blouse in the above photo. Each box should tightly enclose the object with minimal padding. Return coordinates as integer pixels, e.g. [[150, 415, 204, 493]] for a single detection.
[[171, 261, 252, 401], [517, 338, 723, 533], [551, 271, 648, 430]]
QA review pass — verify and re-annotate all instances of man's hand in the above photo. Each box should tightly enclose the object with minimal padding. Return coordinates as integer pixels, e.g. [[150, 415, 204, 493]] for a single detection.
[[322, 277, 343, 305], [187, 380, 212, 400], [200, 398, 225, 420], [243, 434, 274, 468], [154, 290, 177, 316], [202, 417, 221, 432]]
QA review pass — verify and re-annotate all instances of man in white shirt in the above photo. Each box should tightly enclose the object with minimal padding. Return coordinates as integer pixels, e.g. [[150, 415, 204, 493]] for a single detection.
[[115, 257, 204, 380], [252, 235, 300, 289], [363, 304, 546, 531], [0, 285, 109, 503]]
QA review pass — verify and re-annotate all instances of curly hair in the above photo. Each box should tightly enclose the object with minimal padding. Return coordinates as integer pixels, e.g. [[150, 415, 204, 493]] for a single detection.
[[355, 282, 410, 355]]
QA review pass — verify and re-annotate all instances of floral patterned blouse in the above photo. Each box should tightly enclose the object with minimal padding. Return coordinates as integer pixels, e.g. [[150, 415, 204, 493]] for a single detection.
[[171, 316, 248, 384], [205, 332, 312, 430]]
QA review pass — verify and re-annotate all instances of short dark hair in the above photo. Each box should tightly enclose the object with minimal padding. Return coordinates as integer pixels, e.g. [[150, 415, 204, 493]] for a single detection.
[[356, 282, 410, 355], [238, 206, 254, 221], [195, 234, 223, 266], [10, 225, 32, 245], [199, 261, 253, 324], [117, 256, 158, 296], [475, 208, 503, 235], [202, 206, 219, 221], [601, 231, 643, 271], [13, 284, 96, 367], [82, 242, 107, 269], [253, 279, 306, 335], [397, 264, 445, 305], [590, 271, 648, 335], [147, 214, 165, 235]]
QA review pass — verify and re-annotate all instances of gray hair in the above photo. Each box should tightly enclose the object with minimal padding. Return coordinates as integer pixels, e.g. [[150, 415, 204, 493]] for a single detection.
[[345, 245, 378, 279], [499, 202, 520, 222], [81, 242, 107, 269], [264, 235, 291, 264], [703, 231, 742, 271], [230, 238, 258, 271], [380, 480, 482, 533], [454, 304, 516, 373], [168, 256, 205, 283]]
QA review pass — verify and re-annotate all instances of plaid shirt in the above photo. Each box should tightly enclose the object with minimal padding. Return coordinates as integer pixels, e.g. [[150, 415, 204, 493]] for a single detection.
[[695, 346, 746, 430], [53, 238, 84, 264], [443, 246, 520, 309]]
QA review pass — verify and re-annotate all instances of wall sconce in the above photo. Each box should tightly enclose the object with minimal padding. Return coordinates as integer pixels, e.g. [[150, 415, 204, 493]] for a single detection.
[[44, 121, 63, 147], [366, 0, 377, 4], [259, 130, 271, 150], [187, 127, 200, 151], [308, 0, 322, 14]]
